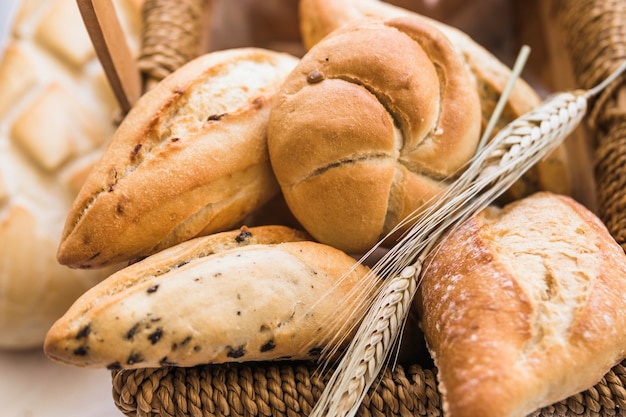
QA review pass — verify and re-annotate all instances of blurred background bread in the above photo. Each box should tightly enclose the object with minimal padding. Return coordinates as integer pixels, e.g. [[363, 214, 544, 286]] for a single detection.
[[0, 0, 143, 349]]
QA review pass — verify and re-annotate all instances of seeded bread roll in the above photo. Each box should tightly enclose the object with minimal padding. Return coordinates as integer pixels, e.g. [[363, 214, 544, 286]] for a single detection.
[[56, 47, 299, 269], [298, 0, 572, 202], [44, 225, 378, 369], [416, 192, 626, 417], [0, 0, 142, 349], [268, 16, 481, 253]]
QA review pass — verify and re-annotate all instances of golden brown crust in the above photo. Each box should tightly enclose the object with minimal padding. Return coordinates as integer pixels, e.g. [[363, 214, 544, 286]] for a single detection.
[[268, 17, 481, 253], [416, 192, 626, 417], [298, 0, 573, 200], [57, 48, 299, 269], [45, 225, 377, 369]]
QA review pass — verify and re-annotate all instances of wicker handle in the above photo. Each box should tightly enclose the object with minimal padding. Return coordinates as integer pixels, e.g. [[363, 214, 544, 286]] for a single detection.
[[137, 0, 213, 91], [555, 0, 626, 251]]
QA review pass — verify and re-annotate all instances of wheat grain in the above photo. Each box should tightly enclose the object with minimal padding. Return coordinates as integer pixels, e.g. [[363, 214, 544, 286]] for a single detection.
[[309, 60, 626, 417]]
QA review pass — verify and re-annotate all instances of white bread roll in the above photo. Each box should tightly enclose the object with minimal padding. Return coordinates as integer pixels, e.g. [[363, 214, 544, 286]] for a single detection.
[[45, 225, 378, 369], [416, 192, 626, 417], [268, 16, 481, 253], [56, 47, 299, 269], [0, 0, 142, 349], [298, 0, 572, 202]]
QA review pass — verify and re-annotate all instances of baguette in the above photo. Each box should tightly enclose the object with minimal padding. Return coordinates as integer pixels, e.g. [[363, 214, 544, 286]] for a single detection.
[[56, 47, 299, 269], [45, 225, 378, 369], [416, 192, 626, 417]]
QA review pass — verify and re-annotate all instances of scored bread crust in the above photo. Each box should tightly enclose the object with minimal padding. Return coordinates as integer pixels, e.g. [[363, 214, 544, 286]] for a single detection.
[[268, 17, 481, 253], [416, 192, 626, 417], [298, 0, 572, 201], [56, 47, 299, 269], [45, 225, 377, 370]]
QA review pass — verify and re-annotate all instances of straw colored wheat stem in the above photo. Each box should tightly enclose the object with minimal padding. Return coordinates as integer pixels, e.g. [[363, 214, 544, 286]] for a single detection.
[[310, 60, 626, 417]]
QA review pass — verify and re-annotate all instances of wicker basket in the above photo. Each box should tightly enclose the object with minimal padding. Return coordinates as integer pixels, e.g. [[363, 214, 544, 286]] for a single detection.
[[111, 0, 626, 415]]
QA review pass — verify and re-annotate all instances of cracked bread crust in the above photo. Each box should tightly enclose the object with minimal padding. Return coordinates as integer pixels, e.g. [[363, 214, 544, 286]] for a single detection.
[[56, 48, 299, 269], [267, 17, 481, 254], [416, 192, 626, 417]]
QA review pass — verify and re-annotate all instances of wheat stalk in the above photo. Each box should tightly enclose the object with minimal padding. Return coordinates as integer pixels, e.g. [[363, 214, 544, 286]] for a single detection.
[[309, 59, 626, 417]]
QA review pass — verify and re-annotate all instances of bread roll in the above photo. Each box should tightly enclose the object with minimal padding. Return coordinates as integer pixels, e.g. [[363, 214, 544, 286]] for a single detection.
[[45, 225, 378, 369], [0, 0, 142, 349], [416, 192, 626, 417], [298, 0, 572, 202], [56, 47, 299, 269], [268, 16, 481, 253]]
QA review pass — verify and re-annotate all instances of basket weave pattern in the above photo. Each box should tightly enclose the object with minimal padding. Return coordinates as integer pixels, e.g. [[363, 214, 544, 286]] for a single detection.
[[111, 0, 626, 415], [557, 0, 626, 251], [112, 361, 626, 416]]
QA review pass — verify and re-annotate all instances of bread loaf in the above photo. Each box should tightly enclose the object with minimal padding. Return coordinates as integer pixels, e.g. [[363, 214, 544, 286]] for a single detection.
[[268, 16, 482, 253], [416, 192, 626, 417], [0, 0, 142, 349], [299, 0, 572, 202], [56, 47, 299, 269], [45, 225, 378, 369]]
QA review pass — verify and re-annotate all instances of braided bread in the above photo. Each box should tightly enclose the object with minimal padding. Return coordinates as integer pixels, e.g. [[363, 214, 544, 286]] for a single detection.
[[299, 0, 573, 203], [268, 16, 481, 253]]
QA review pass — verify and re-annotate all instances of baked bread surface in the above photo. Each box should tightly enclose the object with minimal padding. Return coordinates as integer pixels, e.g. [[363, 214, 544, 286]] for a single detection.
[[299, 0, 572, 201], [268, 17, 481, 253], [416, 192, 626, 417], [56, 47, 299, 269], [45, 225, 377, 369]]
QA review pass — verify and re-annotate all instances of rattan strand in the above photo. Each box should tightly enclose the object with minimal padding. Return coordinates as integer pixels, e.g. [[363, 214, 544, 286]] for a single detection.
[[556, 0, 626, 251], [113, 1, 626, 415], [112, 360, 626, 416], [137, 0, 208, 88]]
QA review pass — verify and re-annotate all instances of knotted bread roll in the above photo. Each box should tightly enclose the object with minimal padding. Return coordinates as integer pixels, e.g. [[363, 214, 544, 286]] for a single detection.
[[45, 225, 378, 369], [268, 17, 481, 253], [416, 192, 626, 417], [56, 48, 299, 269], [299, 0, 573, 202]]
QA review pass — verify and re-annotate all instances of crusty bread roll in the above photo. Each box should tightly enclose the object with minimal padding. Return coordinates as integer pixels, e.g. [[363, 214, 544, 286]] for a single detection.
[[416, 192, 626, 417], [56, 47, 299, 269], [45, 225, 378, 369], [0, 0, 142, 349], [268, 16, 482, 253], [298, 0, 572, 202]]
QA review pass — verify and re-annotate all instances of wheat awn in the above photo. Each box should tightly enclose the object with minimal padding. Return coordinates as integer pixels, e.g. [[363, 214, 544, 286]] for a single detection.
[[308, 58, 626, 417]]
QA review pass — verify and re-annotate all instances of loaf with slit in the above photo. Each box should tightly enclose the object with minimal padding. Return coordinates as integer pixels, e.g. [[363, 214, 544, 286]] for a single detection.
[[416, 192, 626, 417], [46, 225, 379, 369], [56, 48, 299, 269]]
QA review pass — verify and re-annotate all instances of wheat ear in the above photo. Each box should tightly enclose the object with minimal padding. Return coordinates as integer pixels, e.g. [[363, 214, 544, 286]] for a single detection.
[[309, 60, 626, 417]]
